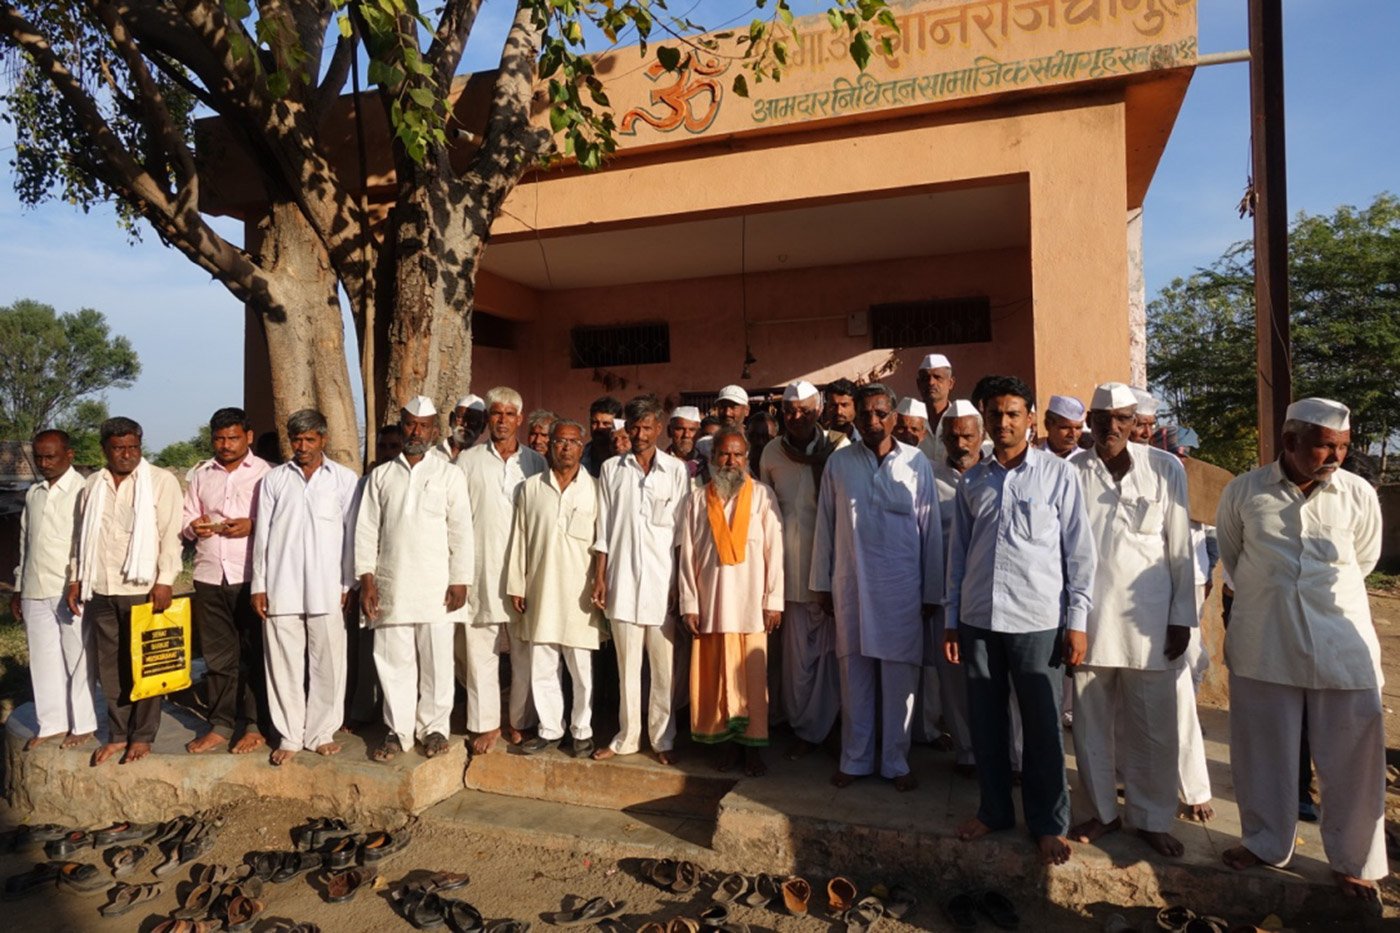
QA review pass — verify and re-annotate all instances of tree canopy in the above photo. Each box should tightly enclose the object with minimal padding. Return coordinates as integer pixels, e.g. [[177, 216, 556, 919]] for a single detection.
[[0, 298, 141, 439], [1148, 193, 1400, 477]]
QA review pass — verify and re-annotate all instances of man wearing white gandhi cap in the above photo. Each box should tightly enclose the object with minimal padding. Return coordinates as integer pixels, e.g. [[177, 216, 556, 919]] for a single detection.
[[438, 394, 486, 460], [893, 397, 929, 448], [696, 385, 750, 461], [1040, 395, 1086, 459], [914, 353, 955, 462], [1129, 388, 1158, 445], [1216, 397, 1385, 899]]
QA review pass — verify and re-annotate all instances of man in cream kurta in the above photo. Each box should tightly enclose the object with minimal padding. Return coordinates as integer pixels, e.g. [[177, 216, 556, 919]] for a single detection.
[[457, 386, 546, 754], [758, 381, 847, 760], [811, 384, 942, 789], [1068, 383, 1196, 857], [356, 397, 473, 762], [14, 430, 95, 750], [1217, 397, 1386, 899], [508, 420, 605, 757], [680, 428, 784, 776]]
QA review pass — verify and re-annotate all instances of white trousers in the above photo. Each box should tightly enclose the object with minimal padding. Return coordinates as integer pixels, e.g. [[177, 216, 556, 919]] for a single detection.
[[1072, 665, 1180, 832], [531, 643, 593, 741], [374, 622, 454, 748], [837, 654, 918, 779], [22, 597, 98, 737], [462, 622, 536, 734], [1177, 593, 1212, 805], [609, 617, 677, 755], [264, 613, 344, 752], [781, 602, 840, 744], [1230, 674, 1388, 880]]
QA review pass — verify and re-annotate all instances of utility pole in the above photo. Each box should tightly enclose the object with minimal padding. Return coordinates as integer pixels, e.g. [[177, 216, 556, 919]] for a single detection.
[[1249, 0, 1291, 463]]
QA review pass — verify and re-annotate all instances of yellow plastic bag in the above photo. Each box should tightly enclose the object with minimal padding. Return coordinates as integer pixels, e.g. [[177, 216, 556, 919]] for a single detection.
[[129, 597, 192, 701]]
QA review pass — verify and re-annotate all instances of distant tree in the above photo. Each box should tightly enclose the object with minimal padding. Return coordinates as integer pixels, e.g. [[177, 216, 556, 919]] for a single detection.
[[154, 425, 211, 471], [0, 299, 140, 439], [1148, 193, 1400, 477], [61, 399, 111, 468]]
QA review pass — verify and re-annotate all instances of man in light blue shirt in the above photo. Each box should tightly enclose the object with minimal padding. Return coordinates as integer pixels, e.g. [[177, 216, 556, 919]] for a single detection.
[[944, 375, 1095, 866]]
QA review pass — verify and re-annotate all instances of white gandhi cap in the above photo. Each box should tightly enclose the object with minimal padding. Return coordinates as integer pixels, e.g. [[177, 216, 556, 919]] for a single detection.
[[1130, 387, 1159, 416], [613, 418, 627, 432], [782, 380, 819, 402], [455, 394, 485, 412], [1047, 395, 1086, 421], [669, 406, 702, 423], [404, 395, 438, 417], [1090, 382, 1139, 411], [716, 385, 749, 405], [895, 397, 928, 419], [1286, 397, 1350, 431], [919, 353, 952, 371]]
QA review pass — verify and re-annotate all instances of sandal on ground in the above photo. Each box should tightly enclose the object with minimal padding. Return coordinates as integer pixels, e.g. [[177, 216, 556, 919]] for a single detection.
[[544, 896, 627, 927], [92, 821, 159, 846], [1157, 906, 1197, 932], [107, 844, 149, 877], [224, 893, 266, 932], [3, 861, 61, 900], [44, 830, 93, 858], [322, 867, 375, 903], [360, 829, 410, 863], [976, 890, 1020, 930], [56, 860, 107, 894], [943, 893, 978, 932], [781, 876, 811, 915], [827, 876, 857, 913], [699, 903, 730, 926], [171, 881, 218, 919], [842, 895, 885, 933], [374, 734, 405, 762], [883, 884, 916, 920], [447, 899, 485, 932], [393, 885, 449, 929], [484, 922, 530, 933], [671, 860, 700, 893], [272, 851, 324, 883], [639, 857, 676, 889], [714, 873, 748, 904], [424, 871, 471, 893], [243, 851, 282, 882], [742, 872, 778, 908], [294, 817, 350, 851], [100, 881, 164, 917], [321, 833, 365, 869]]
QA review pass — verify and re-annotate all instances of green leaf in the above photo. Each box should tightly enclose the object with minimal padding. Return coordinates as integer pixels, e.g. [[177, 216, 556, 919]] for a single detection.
[[223, 0, 252, 20], [337, 13, 353, 38], [850, 31, 871, 71], [266, 70, 290, 98], [656, 45, 681, 72], [732, 73, 749, 98], [549, 106, 569, 134], [408, 87, 435, 109]]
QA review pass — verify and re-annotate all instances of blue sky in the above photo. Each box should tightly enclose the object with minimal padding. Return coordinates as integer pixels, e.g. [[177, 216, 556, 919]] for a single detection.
[[1, 0, 1396, 450]]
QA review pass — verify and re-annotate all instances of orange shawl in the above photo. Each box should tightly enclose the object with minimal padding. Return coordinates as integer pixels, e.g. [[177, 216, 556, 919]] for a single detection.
[[705, 476, 753, 566]]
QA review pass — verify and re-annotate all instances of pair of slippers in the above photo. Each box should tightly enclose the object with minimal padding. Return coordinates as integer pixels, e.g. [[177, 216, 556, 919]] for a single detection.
[[170, 874, 264, 923], [148, 894, 263, 933], [945, 890, 1018, 930], [320, 829, 410, 868], [99, 881, 164, 917], [45, 820, 158, 858], [151, 813, 223, 877], [292, 816, 350, 851], [639, 857, 701, 893], [544, 895, 627, 927], [391, 883, 489, 931], [3, 860, 107, 898], [713, 872, 781, 908]]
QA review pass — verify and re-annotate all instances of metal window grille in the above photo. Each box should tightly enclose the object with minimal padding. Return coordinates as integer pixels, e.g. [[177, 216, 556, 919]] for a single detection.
[[869, 297, 992, 349], [570, 323, 671, 369]]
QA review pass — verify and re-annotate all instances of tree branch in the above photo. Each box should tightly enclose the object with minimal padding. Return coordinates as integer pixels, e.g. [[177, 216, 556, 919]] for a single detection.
[[426, 0, 484, 95], [315, 32, 352, 118]]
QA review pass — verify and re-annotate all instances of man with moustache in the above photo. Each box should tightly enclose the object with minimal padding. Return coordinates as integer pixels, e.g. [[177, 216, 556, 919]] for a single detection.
[[666, 406, 707, 485], [914, 353, 955, 459], [1040, 395, 1086, 459], [1129, 388, 1158, 444], [696, 385, 750, 461], [893, 397, 929, 449], [438, 395, 486, 460], [582, 396, 623, 477], [525, 410, 557, 457], [821, 378, 860, 442]]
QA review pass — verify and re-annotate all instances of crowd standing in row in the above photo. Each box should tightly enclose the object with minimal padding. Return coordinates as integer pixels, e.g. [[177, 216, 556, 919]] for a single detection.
[[11, 353, 1383, 899]]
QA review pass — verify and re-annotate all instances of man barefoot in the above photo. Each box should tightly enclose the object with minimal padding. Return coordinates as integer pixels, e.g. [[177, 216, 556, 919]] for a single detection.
[[270, 748, 296, 766], [60, 731, 94, 750], [121, 741, 152, 764], [1181, 802, 1215, 823], [23, 734, 59, 752], [92, 742, 125, 766], [1038, 834, 1072, 866], [315, 741, 341, 757], [1069, 815, 1121, 844], [186, 731, 227, 754], [470, 729, 500, 756], [230, 731, 266, 755]]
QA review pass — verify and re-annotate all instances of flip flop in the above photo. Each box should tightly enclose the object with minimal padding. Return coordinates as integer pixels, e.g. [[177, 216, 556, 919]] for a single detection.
[[100, 881, 164, 917], [243, 851, 282, 882], [943, 893, 978, 932], [883, 884, 916, 920], [699, 903, 730, 926], [976, 890, 1020, 930], [224, 893, 266, 932], [671, 860, 700, 893], [360, 830, 410, 863], [781, 876, 811, 915], [55, 860, 108, 894], [272, 851, 324, 883], [3, 861, 62, 900], [424, 871, 471, 893], [827, 876, 857, 914], [44, 830, 93, 858], [179, 822, 217, 865], [544, 896, 627, 927], [191, 863, 251, 885], [107, 844, 149, 877], [171, 881, 218, 919], [447, 899, 485, 932], [321, 833, 365, 869], [93, 821, 159, 846], [842, 895, 885, 933], [640, 857, 677, 889], [714, 873, 748, 904], [148, 816, 194, 849], [323, 867, 375, 903], [393, 886, 449, 929], [1158, 906, 1197, 932], [742, 872, 779, 908]]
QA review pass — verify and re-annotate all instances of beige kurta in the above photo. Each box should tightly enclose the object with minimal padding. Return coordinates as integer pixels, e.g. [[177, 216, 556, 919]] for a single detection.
[[76, 466, 184, 595], [758, 433, 848, 604], [677, 480, 784, 634], [506, 468, 605, 649], [458, 442, 547, 627]]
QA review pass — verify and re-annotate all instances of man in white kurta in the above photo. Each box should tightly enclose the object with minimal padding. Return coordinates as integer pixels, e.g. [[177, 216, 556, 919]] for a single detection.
[[250, 409, 358, 764], [811, 384, 942, 789], [356, 397, 473, 761], [1217, 397, 1386, 899], [680, 429, 784, 776], [1067, 383, 1195, 857], [592, 396, 690, 764], [14, 430, 95, 750], [508, 420, 605, 757], [758, 381, 847, 760], [457, 387, 546, 754]]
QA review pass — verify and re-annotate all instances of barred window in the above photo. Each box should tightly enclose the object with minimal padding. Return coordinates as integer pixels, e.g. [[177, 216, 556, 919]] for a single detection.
[[869, 298, 992, 349], [570, 322, 671, 369]]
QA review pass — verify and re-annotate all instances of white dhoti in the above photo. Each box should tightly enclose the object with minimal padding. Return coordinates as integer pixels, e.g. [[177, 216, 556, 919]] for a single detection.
[[22, 597, 98, 737], [1229, 674, 1388, 880], [670, 616, 691, 712], [1177, 588, 1212, 805], [374, 622, 454, 747], [462, 622, 536, 734], [531, 643, 593, 742], [265, 613, 345, 751], [609, 617, 677, 755], [1072, 665, 1180, 832], [781, 602, 839, 745], [837, 654, 918, 779]]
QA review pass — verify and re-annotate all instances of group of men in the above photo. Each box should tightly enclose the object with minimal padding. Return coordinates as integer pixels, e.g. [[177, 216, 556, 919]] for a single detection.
[[11, 352, 1385, 897]]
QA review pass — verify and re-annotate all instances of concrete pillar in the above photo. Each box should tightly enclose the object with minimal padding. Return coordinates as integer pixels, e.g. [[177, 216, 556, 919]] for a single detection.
[[1126, 206, 1147, 388]]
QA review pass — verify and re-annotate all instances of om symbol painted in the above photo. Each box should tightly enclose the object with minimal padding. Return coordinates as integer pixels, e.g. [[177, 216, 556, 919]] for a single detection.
[[619, 51, 730, 136]]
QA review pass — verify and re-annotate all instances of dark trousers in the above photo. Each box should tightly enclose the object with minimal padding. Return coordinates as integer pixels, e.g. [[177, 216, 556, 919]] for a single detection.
[[88, 592, 162, 744], [960, 624, 1069, 838], [193, 581, 268, 737]]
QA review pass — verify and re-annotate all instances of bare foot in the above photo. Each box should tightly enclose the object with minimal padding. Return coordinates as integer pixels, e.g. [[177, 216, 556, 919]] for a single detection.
[[470, 729, 500, 756], [591, 746, 617, 761], [24, 733, 60, 751], [955, 817, 996, 841], [1223, 844, 1264, 871], [655, 750, 677, 766], [1069, 816, 1121, 844], [744, 748, 767, 777], [270, 748, 296, 766], [893, 773, 918, 792], [61, 731, 94, 750], [831, 771, 859, 788], [1038, 834, 1072, 865], [1181, 802, 1215, 823], [716, 745, 741, 773], [503, 726, 524, 745], [120, 742, 152, 764], [1334, 871, 1380, 901], [784, 738, 815, 761], [315, 742, 341, 757], [91, 742, 124, 766], [186, 731, 227, 754], [231, 732, 266, 755], [1138, 829, 1184, 857]]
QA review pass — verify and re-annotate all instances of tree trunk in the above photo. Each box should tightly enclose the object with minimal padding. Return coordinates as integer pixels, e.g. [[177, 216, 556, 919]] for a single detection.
[[249, 201, 361, 470]]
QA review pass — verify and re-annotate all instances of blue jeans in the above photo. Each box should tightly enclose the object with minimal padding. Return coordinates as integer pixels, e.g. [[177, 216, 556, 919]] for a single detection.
[[959, 624, 1069, 837]]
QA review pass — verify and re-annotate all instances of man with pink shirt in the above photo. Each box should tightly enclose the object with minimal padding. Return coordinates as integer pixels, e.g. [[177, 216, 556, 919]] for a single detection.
[[182, 408, 271, 755]]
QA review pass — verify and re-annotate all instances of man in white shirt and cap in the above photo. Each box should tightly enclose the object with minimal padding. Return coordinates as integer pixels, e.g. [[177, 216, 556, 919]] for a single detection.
[[356, 396, 473, 762], [1217, 398, 1385, 900], [14, 429, 96, 751], [509, 419, 606, 757], [811, 383, 943, 791], [759, 381, 848, 760], [914, 353, 954, 462], [1129, 388, 1158, 444], [440, 394, 486, 459], [69, 417, 183, 767], [592, 395, 691, 764], [667, 406, 708, 486], [892, 397, 929, 449], [695, 385, 750, 461], [250, 408, 358, 765], [1040, 395, 1086, 459], [457, 386, 546, 754], [1067, 382, 1195, 857]]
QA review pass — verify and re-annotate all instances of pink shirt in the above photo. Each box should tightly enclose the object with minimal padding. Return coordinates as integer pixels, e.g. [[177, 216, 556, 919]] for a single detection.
[[182, 453, 270, 586]]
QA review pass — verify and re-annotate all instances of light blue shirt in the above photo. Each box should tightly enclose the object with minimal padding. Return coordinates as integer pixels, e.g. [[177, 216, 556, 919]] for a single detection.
[[946, 445, 1095, 634]]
